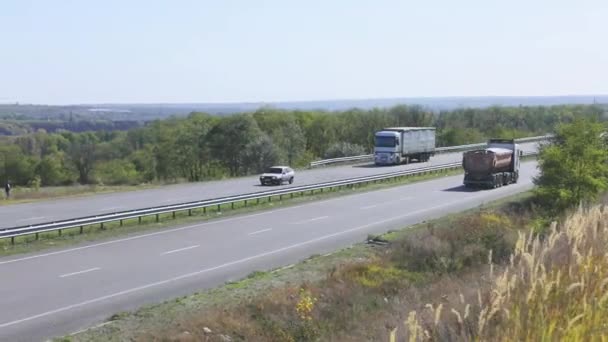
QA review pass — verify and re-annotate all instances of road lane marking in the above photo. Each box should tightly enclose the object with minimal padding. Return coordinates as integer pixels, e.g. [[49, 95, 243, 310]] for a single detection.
[[292, 216, 329, 225], [16, 216, 45, 222], [161, 245, 200, 256], [99, 207, 122, 211], [59, 268, 100, 278], [248, 228, 272, 235], [360, 196, 413, 210], [0, 168, 535, 266], [0, 191, 519, 330]]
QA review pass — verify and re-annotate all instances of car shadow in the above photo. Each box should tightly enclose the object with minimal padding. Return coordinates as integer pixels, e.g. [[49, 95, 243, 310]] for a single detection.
[[442, 185, 484, 192]]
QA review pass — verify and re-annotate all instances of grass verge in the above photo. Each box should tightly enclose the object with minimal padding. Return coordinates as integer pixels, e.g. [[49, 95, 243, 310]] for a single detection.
[[0, 167, 465, 257], [60, 191, 539, 342]]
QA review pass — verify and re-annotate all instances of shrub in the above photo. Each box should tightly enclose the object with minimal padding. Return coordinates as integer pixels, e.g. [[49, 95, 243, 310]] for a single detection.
[[323, 142, 367, 159], [93, 159, 140, 185]]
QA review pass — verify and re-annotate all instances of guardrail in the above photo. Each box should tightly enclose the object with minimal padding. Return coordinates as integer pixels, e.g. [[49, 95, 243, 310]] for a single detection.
[[0, 151, 538, 243], [309, 135, 552, 168]]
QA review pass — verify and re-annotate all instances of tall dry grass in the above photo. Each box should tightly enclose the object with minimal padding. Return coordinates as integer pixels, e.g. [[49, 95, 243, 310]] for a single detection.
[[393, 204, 608, 341]]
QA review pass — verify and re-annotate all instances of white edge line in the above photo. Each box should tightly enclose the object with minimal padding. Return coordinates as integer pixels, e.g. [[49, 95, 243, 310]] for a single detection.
[[248, 228, 272, 235], [69, 321, 113, 336], [360, 204, 378, 210], [160, 245, 200, 256], [59, 267, 101, 278], [99, 207, 121, 211], [16, 216, 45, 222], [0, 197, 473, 329]]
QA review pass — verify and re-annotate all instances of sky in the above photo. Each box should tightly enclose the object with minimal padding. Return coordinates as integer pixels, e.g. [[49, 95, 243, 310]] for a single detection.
[[1, 0, 607, 104]]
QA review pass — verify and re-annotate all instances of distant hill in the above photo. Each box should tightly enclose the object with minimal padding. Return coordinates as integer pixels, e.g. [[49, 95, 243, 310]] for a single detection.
[[1, 95, 607, 122]]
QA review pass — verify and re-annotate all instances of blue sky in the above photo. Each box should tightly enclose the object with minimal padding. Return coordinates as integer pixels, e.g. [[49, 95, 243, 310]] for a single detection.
[[1, 0, 606, 104]]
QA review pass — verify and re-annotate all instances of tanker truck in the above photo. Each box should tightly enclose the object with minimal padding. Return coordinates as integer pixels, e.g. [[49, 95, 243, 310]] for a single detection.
[[374, 127, 436, 166], [462, 139, 522, 188]]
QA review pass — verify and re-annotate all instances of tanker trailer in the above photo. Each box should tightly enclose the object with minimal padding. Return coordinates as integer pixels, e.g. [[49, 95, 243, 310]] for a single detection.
[[462, 139, 521, 188]]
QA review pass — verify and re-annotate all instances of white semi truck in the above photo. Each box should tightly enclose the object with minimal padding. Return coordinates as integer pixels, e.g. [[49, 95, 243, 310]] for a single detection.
[[374, 127, 436, 166]]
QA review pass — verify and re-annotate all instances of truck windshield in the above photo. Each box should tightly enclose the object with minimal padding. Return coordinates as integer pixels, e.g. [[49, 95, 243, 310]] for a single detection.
[[375, 136, 396, 147], [266, 168, 283, 174]]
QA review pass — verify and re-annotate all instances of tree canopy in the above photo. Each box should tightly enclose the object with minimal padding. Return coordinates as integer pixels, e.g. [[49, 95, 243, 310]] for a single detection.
[[0, 104, 603, 187]]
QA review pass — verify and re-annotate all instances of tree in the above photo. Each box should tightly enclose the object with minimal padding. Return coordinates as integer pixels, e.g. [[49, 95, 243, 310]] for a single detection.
[[37, 153, 71, 185], [66, 132, 98, 184], [242, 134, 281, 174], [173, 113, 214, 181], [534, 117, 608, 213], [210, 114, 262, 176]]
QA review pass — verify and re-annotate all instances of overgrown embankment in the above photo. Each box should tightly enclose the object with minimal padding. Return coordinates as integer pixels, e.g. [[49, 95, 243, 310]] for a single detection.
[[394, 202, 608, 341]]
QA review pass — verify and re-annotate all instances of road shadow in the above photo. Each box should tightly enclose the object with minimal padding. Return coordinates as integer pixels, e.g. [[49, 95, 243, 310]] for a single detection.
[[353, 161, 428, 168], [442, 185, 483, 193], [352, 163, 380, 168]]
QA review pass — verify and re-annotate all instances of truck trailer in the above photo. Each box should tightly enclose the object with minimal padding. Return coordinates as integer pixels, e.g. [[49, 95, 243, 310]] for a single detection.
[[374, 127, 436, 166], [462, 139, 522, 188]]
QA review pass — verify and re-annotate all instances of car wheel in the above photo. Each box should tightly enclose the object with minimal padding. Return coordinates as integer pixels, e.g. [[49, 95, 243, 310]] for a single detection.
[[289, 177, 294, 184]]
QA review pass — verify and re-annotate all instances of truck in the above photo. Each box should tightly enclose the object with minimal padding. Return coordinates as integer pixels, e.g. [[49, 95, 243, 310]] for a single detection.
[[462, 139, 522, 188], [374, 127, 436, 166]]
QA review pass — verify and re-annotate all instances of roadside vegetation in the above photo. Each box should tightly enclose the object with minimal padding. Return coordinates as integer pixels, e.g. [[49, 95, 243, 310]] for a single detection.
[[0, 104, 602, 191], [61, 116, 608, 341]]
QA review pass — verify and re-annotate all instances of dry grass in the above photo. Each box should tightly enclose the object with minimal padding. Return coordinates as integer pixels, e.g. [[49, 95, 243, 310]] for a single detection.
[[394, 204, 608, 341]]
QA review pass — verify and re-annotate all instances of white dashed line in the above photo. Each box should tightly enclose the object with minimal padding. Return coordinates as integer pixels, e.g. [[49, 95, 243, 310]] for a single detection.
[[248, 228, 272, 235], [59, 268, 100, 278], [160, 245, 200, 256], [292, 216, 329, 225]]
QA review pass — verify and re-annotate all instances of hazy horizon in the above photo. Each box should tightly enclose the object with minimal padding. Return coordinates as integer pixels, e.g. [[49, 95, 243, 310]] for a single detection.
[[2, 1, 607, 104]]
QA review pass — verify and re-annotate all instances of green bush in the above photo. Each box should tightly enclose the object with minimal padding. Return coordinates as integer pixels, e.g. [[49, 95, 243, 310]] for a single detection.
[[93, 160, 140, 185]]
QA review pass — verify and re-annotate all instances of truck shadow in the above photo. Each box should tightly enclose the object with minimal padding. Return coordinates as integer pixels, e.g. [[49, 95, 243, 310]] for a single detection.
[[353, 162, 428, 168], [352, 163, 381, 168], [442, 185, 483, 192]]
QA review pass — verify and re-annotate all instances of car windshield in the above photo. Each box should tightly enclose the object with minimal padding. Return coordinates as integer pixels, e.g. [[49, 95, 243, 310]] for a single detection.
[[266, 168, 283, 174], [375, 136, 397, 148]]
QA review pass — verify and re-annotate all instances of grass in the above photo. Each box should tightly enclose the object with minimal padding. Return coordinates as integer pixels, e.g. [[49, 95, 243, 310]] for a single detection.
[[0, 166, 465, 257], [0, 183, 161, 205], [393, 202, 608, 341], [61, 191, 538, 342]]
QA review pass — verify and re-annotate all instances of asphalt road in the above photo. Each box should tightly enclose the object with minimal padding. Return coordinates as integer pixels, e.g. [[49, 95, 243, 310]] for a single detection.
[[0, 142, 539, 229], [0, 161, 539, 341]]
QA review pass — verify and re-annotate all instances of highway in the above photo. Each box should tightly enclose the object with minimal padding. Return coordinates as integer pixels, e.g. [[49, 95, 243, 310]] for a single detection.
[[0, 142, 539, 229], [0, 161, 538, 341]]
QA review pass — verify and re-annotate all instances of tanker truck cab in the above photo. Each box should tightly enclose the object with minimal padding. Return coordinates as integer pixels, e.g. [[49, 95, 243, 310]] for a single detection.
[[374, 131, 401, 165]]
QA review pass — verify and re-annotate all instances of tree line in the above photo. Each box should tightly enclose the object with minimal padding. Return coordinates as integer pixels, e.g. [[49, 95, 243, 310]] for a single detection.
[[0, 104, 603, 187]]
